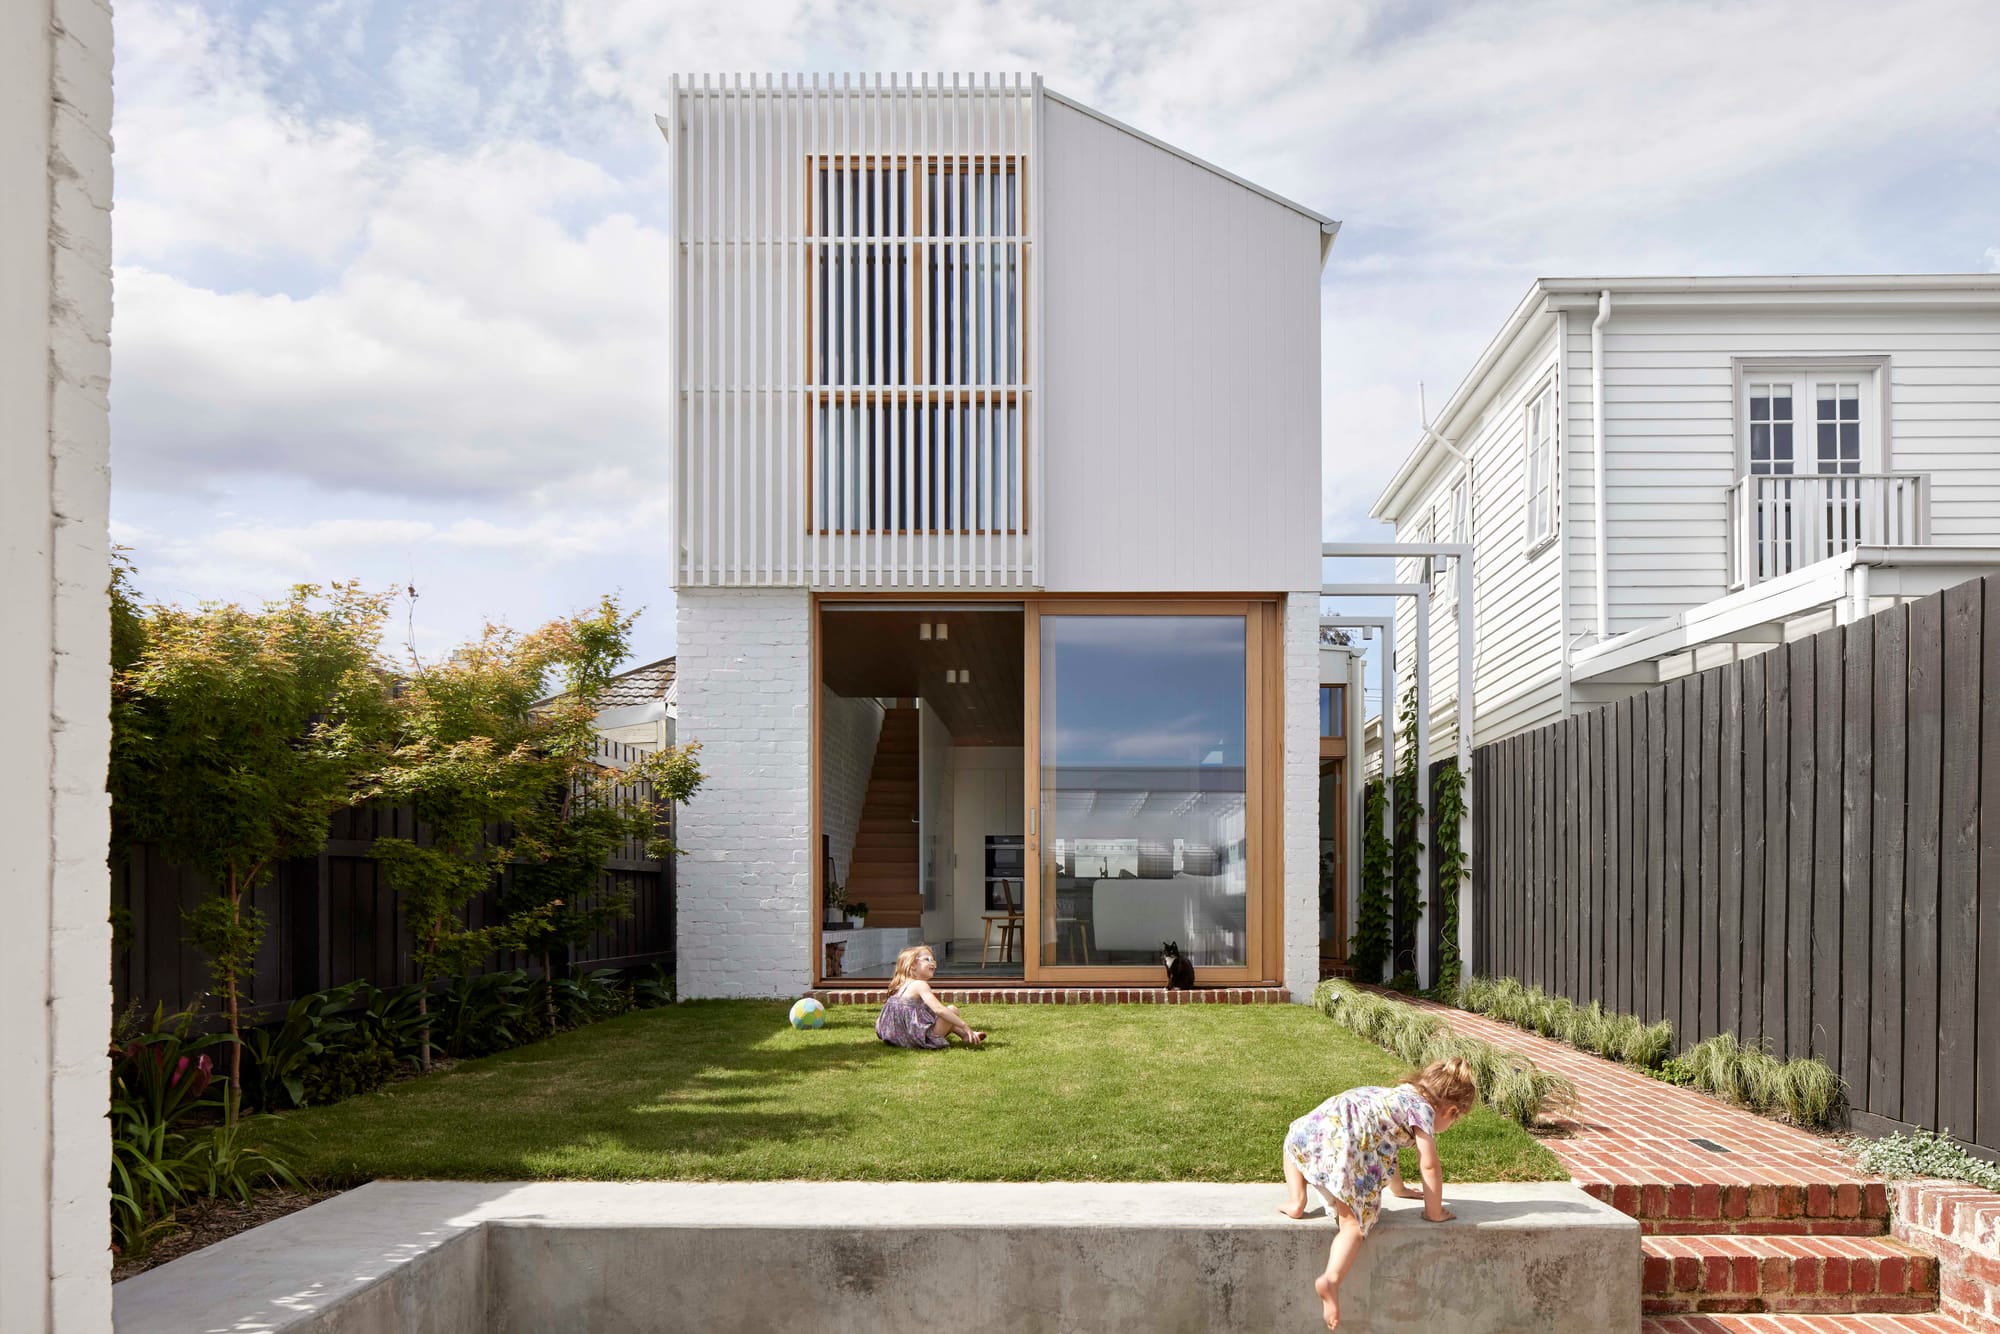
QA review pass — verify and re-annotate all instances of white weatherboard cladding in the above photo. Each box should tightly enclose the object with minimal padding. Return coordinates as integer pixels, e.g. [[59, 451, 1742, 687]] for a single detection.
[[1563, 307, 2000, 639], [1394, 333, 1566, 749], [1038, 99, 1322, 594], [666, 75, 1039, 590]]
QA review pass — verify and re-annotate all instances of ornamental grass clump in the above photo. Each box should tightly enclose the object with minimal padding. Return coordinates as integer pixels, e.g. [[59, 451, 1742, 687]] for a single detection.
[[1679, 1032, 1842, 1126], [1314, 979, 1571, 1127], [1453, 975, 1675, 1071]]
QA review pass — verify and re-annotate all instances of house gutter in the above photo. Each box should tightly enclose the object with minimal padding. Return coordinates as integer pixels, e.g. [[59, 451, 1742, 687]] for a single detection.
[[1590, 290, 1612, 641]]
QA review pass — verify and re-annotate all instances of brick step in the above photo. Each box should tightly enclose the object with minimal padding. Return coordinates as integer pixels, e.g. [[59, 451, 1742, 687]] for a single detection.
[[1645, 1314, 1976, 1332], [1584, 1182, 1891, 1236], [1644, 1236, 1940, 1316]]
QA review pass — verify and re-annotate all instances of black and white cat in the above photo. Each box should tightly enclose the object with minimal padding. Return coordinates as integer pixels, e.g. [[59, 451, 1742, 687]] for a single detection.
[[1162, 940, 1195, 990]]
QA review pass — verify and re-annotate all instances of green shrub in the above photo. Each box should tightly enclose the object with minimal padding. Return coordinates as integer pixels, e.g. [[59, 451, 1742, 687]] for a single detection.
[[301, 1038, 402, 1105], [1848, 1126, 2000, 1192], [1386, 1012, 1447, 1065], [242, 982, 363, 1111], [1653, 1056, 1696, 1087]]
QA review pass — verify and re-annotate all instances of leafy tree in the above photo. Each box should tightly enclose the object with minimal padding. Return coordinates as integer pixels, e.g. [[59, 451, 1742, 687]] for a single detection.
[[109, 577, 393, 1104], [503, 601, 703, 1031], [371, 598, 702, 1065]]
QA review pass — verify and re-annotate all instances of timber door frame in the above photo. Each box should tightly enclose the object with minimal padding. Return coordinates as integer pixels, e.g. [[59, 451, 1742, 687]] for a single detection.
[[1023, 598, 1283, 986]]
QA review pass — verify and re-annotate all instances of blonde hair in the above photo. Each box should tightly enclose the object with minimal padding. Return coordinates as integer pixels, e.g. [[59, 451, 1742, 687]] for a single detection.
[[887, 945, 934, 994], [1405, 1056, 1478, 1115]]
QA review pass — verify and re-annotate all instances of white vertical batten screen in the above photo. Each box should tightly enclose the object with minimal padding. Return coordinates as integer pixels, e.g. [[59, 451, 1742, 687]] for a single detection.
[[665, 73, 1039, 589]]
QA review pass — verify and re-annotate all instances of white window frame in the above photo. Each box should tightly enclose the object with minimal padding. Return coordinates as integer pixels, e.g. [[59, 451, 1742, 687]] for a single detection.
[[1523, 379, 1558, 556], [1435, 471, 1470, 605], [1732, 357, 1890, 478]]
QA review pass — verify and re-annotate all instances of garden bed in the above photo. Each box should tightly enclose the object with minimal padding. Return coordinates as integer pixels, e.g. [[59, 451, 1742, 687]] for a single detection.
[[246, 1001, 1566, 1185]]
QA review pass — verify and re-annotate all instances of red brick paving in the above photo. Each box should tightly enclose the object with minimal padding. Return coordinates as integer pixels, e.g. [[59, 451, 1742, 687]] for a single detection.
[[811, 985, 1291, 1005], [1383, 992, 1989, 1332]]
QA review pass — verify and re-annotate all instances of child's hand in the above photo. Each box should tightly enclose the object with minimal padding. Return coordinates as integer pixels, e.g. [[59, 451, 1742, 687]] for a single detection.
[[1422, 1204, 1456, 1223]]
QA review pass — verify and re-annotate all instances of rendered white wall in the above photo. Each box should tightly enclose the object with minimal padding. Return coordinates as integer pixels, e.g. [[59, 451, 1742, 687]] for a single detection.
[[1039, 99, 1322, 595], [1, 0, 114, 1325], [674, 590, 813, 998], [916, 702, 955, 943], [949, 747, 1023, 944], [1282, 593, 1319, 1000], [818, 688, 883, 888]]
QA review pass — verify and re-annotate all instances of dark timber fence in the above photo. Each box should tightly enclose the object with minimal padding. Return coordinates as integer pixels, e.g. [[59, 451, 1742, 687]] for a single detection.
[[1473, 572, 2000, 1156], [111, 736, 677, 1018]]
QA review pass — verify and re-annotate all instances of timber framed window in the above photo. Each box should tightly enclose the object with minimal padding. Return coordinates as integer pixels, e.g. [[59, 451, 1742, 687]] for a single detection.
[[809, 155, 1026, 536], [1523, 379, 1558, 554]]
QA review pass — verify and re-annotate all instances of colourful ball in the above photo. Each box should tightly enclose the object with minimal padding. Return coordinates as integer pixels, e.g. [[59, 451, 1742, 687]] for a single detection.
[[788, 997, 827, 1030]]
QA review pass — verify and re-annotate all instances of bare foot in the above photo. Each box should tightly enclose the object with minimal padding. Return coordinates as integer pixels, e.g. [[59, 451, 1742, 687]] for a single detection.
[[1315, 1274, 1340, 1329], [1277, 1197, 1307, 1219]]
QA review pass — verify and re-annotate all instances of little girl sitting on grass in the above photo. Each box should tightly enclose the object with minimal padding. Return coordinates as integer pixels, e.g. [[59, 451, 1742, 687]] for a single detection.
[[875, 945, 985, 1049], [1278, 1056, 1477, 1330]]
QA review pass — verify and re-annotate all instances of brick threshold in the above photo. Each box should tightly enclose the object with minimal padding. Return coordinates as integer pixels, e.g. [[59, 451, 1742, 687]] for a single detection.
[[811, 985, 1292, 1005]]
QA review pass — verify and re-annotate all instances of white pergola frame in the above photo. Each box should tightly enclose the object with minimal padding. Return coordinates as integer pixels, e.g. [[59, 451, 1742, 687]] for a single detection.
[[1321, 542, 1475, 987]]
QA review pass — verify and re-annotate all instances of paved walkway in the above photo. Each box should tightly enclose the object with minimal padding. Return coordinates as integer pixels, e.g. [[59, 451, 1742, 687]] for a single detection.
[[1387, 993, 1979, 1332]]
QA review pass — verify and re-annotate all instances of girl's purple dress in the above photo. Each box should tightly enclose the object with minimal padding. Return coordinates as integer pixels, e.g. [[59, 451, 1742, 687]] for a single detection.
[[876, 986, 948, 1049]]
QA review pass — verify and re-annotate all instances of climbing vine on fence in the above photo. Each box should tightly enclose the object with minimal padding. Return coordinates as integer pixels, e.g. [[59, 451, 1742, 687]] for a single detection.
[[1390, 686, 1426, 975], [1432, 759, 1467, 993], [1350, 779, 1392, 980]]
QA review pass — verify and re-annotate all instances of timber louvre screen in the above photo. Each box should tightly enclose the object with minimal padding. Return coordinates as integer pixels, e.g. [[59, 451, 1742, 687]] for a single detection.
[[1472, 573, 2000, 1157], [668, 73, 1040, 588]]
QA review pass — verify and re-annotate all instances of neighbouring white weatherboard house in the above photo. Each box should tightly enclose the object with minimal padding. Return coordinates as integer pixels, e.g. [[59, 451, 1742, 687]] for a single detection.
[[657, 74, 1334, 1000], [1371, 275, 2000, 753]]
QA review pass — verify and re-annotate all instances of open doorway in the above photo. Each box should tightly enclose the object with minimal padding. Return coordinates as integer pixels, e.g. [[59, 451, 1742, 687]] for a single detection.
[[817, 603, 1024, 981]]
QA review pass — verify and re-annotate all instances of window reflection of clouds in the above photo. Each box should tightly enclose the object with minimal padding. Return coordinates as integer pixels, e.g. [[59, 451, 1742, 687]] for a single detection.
[[1042, 616, 1246, 768]]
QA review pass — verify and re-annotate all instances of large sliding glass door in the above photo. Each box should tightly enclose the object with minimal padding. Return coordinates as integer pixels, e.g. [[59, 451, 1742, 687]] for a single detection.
[[1025, 601, 1273, 983]]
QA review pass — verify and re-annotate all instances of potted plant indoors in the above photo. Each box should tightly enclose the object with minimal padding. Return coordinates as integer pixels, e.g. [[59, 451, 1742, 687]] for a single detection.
[[846, 901, 870, 930], [823, 879, 848, 932]]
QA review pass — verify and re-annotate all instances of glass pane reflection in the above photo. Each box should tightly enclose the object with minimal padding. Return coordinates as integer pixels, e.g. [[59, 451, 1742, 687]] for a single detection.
[[1040, 615, 1249, 968]]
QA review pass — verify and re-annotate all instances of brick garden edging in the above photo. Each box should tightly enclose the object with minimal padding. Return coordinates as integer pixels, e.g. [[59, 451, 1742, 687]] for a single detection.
[[1892, 1181, 2000, 1332], [810, 986, 1292, 1006]]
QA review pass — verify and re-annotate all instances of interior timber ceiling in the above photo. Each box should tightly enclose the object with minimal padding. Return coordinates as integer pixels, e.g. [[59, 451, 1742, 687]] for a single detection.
[[819, 604, 1024, 745]]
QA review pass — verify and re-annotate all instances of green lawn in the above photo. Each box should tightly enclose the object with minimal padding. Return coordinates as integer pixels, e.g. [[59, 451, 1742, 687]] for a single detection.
[[248, 1001, 1566, 1186]]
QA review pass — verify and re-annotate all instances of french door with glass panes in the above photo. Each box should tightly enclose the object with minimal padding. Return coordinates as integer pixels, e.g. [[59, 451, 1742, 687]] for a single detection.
[[1742, 372, 1877, 579]]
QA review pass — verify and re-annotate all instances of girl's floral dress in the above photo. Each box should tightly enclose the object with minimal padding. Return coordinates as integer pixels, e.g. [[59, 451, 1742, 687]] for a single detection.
[[876, 986, 949, 1049], [1284, 1083, 1436, 1234]]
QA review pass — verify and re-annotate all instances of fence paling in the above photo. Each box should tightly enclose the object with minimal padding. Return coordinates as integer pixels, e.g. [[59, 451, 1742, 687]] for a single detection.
[[112, 736, 677, 1019], [1471, 571, 2000, 1157]]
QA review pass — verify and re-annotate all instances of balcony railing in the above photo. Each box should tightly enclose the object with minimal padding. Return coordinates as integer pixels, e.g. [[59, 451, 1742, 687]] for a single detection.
[[1727, 472, 1930, 590]]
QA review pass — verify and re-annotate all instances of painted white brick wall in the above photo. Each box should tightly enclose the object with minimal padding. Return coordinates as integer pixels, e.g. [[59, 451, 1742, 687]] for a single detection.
[[2, 0, 114, 1326], [674, 589, 814, 998], [818, 688, 882, 890], [1283, 591, 1320, 1002]]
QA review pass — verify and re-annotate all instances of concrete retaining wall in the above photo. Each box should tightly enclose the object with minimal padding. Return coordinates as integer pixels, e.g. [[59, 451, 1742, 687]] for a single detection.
[[114, 1181, 1637, 1333]]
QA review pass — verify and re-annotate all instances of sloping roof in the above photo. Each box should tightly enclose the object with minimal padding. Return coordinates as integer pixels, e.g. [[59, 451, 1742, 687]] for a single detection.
[[597, 656, 675, 709], [1370, 273, 2000, 524]]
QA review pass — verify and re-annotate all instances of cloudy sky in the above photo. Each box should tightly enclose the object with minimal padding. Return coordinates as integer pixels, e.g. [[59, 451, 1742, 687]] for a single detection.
[[110, 0, 2000, 667]]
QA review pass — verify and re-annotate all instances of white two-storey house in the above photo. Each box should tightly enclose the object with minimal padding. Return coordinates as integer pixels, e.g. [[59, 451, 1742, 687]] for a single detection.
[[1373, 275, 2000, 752], [659, 75, 1335, 999]]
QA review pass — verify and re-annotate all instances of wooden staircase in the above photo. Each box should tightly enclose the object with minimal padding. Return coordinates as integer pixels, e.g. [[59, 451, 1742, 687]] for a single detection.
[[847, 706, 921, 930]]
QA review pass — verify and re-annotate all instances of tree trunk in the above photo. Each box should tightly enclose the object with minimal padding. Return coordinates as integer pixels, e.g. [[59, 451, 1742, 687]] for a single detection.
[[417, 989, 432, 1074], [225, 872, 242, 1123], [542, 951, 556, 1031]]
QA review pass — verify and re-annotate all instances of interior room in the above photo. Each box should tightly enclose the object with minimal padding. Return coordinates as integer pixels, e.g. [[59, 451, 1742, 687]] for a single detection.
[[817, 603, 1025, 980]]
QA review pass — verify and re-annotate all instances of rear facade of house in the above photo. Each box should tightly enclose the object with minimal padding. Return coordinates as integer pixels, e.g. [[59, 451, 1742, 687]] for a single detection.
[[1371, 276, 2000, 755], [659, 75, 1332, 999]]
